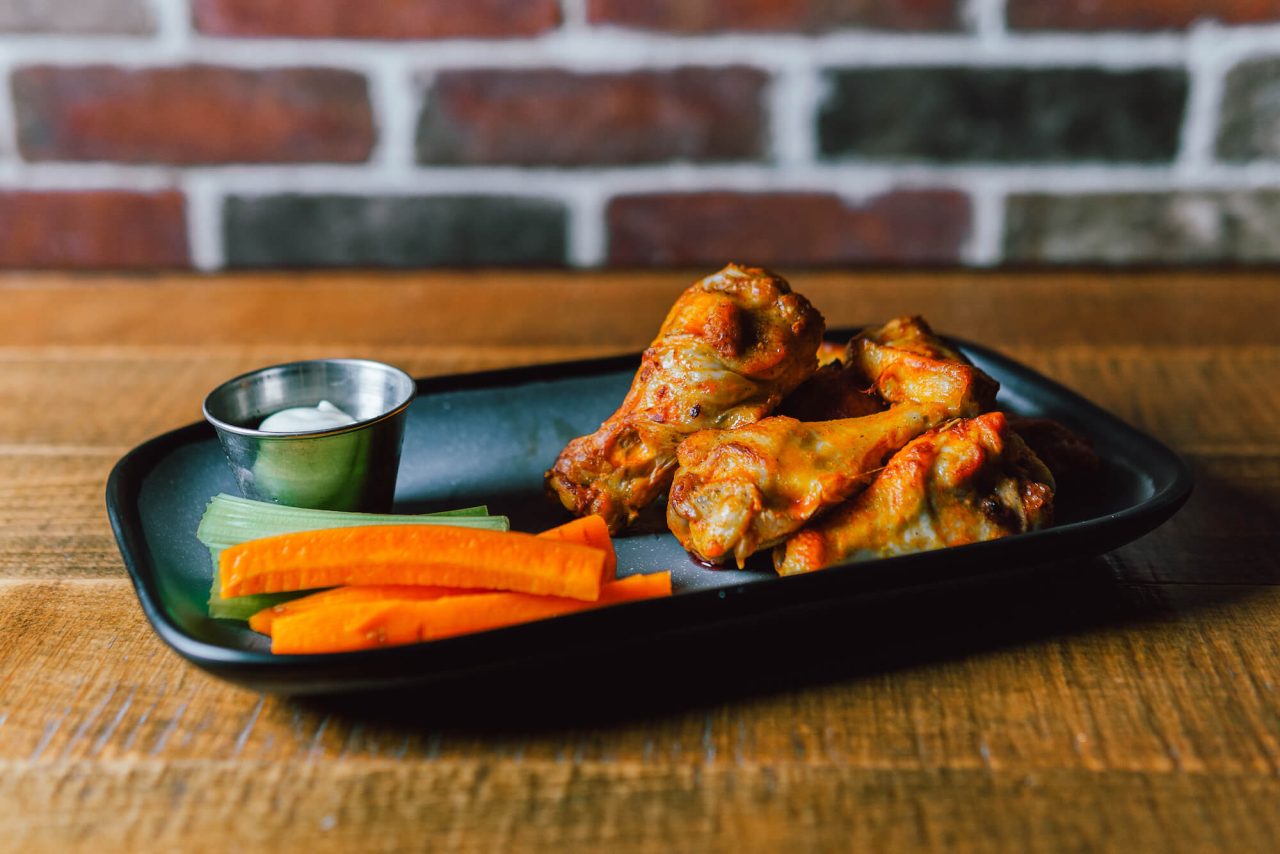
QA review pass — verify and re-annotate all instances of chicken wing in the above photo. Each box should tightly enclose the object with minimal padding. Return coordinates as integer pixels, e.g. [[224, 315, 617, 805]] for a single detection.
[[667, 403, 951, 567], [849, 316, 998, 416], [775, 412, 1054, 575], [545, 263, 824, 532], [666, 315, 997, 566]]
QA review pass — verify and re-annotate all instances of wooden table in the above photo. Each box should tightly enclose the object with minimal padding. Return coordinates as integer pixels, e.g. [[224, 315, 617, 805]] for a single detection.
[[2, 270, 1278, 851]]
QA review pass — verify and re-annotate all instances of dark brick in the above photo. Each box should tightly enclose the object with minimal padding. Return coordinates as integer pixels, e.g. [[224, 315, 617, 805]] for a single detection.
[[607, 190, 970, 266], [193, 0, 559, 39], [224, 195, 567, 268], [417, 68, 767, 167], [818, 68, 1187, 163], [1004, 191, 1280, 263], [0, 0, 153, 34], [1216, 58, 1280, 162], [0, 191, 188, 268], [13, 65, 373, 164], [1008, 0, 1280, 30], [588, 0, 962, 33]]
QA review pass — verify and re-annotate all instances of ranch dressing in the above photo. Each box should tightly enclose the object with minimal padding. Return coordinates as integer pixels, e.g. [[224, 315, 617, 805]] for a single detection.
[[259, 400, 356, 433]]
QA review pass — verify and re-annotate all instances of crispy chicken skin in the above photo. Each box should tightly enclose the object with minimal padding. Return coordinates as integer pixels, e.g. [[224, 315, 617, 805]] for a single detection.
[[775, 412, 1054, 575], [850, 316, 998, 416], [815, 340, 846, 366], [667, 403, 951, 567], [857, 315, 969, 362], [545, 264, 824, 532]]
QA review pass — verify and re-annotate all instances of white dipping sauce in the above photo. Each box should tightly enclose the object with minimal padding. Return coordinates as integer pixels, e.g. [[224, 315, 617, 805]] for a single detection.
[[259, 400, 357, 433]]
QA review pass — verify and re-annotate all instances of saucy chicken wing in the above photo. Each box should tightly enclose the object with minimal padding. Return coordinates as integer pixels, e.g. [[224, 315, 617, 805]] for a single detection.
[[666, 315, 998, 566], [850, 316, 998, 416], [775, 412, 1054, 575], [545, 263, 824, 532], [667, 403, 951, 567]]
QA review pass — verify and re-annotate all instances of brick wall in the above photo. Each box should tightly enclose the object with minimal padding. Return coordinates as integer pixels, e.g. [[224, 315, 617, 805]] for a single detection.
[[1, 0, 1279, 269]]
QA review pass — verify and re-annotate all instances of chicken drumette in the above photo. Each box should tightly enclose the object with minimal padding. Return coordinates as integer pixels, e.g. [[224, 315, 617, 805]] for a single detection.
[[667, 403, 951, 567], [545, 264, 824, 532], [850, 315, 997, 416], [775, 412, 1054, 575]]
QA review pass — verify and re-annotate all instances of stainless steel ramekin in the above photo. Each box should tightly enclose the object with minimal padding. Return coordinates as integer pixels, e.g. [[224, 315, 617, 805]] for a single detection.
[[202, 359, 416, 512]]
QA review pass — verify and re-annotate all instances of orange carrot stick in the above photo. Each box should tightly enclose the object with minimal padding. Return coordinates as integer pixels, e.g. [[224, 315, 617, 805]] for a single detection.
[[248, 584, 468, 636], [270, 571, 673, 654], [246, 516, 615, 635], [538, 515, 616, 578], [219, 525, 608, 601]]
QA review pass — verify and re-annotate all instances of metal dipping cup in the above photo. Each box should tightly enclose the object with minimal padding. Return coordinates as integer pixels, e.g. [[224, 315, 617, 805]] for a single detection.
[[202, 359, 416, 512]]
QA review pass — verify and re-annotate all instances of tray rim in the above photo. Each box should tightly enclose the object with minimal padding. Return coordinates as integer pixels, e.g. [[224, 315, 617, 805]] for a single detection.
[[105, 335, 1194, 691]]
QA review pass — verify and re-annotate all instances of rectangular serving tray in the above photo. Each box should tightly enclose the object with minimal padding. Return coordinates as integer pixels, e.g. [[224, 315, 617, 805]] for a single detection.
[[106, 333, 1192, 695]]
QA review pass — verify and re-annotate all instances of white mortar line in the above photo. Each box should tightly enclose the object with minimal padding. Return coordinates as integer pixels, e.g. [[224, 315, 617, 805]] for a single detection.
[[6, 161, 1280, 198], [182, 172, 222, 271], [364, 55, 419, 173], [558, 0, 590, 31], [0, 161, 180, 189], [964, 178, 1006, 266], [565, 183, 607, 267], [0, 29, 1200, 71], [770, 63, 821, 167], [148, 0, 191, 59], [0, 58, 18, 162], [1177, 21, 1230, 175], [548, 0, 599, 261], [966, 0, 1009, 50], [1184, 21, 1280, 60]]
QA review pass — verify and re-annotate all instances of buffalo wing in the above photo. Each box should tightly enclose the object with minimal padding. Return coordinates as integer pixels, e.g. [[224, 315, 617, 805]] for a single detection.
[[849, 316, 998, 416], [545, 264, 824, 532], [775, 412, 1054, 574], [667, 403, 950, 566]]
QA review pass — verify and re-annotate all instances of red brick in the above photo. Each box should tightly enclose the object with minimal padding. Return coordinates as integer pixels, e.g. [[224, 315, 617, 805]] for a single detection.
[[0, 191, 188, 268], [606, 190, 971, 266], [588, 0, 962, 33], [417, 68, 767, 166], [192, 0, 559, 39], [1008, 0, 1280, 30], [13, 65, 373, 165]]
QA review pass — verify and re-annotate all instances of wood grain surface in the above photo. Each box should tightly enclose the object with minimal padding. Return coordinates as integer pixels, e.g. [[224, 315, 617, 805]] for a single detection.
[[0, 269, 1277, 852]]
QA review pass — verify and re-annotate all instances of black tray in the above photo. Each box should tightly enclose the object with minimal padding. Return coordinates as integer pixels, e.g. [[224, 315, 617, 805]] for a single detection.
[[106, 335, 1192, 695]]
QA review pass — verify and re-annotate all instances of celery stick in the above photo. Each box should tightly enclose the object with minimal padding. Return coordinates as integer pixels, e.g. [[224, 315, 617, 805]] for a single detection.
[[198, 495, 509, 621], [196, 494, 501, 546], [417, 505, 490, 517], [208, 587, 305, 622], [200, 492, 488, 518]]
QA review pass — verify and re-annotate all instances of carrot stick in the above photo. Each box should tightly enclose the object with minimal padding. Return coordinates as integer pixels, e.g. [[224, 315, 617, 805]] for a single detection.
[[270, 572, 673, 654], [538, 515, 616, 578], [219, 525, 608, 601], [251, 517, 613, 635], [248, 584, 467, 636]]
